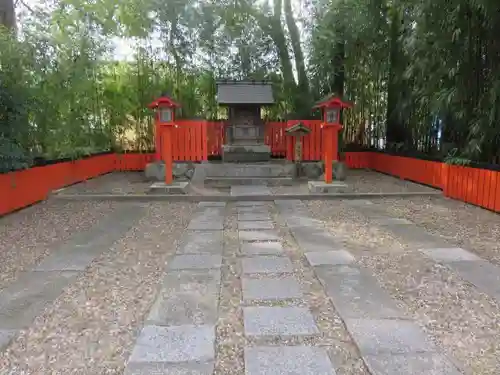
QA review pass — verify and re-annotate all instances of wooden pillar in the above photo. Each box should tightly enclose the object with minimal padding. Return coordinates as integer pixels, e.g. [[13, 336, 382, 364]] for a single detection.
[[323, 124, 341, 183], [162, 126, 173, 184], [155, 122, 162, 161], [332, 129, 339, 162], [324, 126, 333, 183]]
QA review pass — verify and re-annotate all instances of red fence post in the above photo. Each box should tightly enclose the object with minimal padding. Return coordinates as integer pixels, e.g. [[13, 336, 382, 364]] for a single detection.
[[162, 126, 173, 184]]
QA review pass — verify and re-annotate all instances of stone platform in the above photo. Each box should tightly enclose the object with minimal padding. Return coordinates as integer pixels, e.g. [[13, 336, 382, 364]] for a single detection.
[[222, 144, 271, 163]]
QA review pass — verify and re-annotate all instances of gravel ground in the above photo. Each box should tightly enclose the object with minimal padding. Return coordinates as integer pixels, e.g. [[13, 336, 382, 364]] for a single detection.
[[367, 196, 500, 264], [306, 199, 500, 375], [272, 170, 437, 195], [0, 202, 196, 374], [0, 200, 118, 290]]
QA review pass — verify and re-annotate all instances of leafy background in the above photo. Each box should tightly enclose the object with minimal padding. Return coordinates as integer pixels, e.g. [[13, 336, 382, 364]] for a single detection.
[[1, 0, 499, 171]]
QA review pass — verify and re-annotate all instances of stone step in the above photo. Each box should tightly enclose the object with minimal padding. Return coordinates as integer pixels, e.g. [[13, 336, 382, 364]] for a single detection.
[[205, 176, 293, 186], [204, 163, 295, 178]]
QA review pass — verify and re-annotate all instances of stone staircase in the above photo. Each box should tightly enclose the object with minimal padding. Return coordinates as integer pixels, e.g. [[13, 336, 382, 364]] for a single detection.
[[194, 162, 296, 188]]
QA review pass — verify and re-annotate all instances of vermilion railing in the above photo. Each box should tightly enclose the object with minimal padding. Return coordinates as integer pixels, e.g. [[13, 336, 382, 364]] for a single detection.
[[1, 124, 500, 215]]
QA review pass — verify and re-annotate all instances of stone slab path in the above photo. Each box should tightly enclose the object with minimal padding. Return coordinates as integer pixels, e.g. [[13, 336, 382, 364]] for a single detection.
[[123, 198, 468, 375], [0, 204, 145, 352], [5, 197, 500, 373], [347, 200, 500, 307]]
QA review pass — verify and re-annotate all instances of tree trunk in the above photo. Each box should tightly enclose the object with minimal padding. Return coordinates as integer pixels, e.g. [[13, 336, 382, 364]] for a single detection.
[[244, 0, 296, 90], [0, 0, 15, 30], [283, 0, 308, 93], [385, 6, 407, 146], [332, 38, 345, 97]]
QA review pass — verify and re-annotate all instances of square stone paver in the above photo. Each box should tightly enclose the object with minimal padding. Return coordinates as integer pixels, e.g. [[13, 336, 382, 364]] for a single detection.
[[168, 255, 222, 270], [291, 228, 343, 252], [388, 226, 447, 248], [128, 325, 215, 363], [237, 206, 269, 213], [242, 257, 293, 274], [237, 210, 270, 217], [315, 266, 405, 319], [146, 270, 221, 326], [198, 202, 226, 207], [239, 230, 280, 242], [419, 247, 481, 263], [283, 216, 324, 228], [305, 250, 355, 266], [344, 318, 436, 355], [236, 201, 268, 207], [34, 249, 98, 271], [448, 260, 500, 301], [187, 221, 224, 231], [243, 306, 319, 336], [363, 353, 461, 375], [232, 186, 271, 196], [240, 242, 284, 256], [238, 213, 271, 222], [238, 221, 275, 230], [125, 361, 215, 375], [0, 271, 79, 329], [245, 346, 336, 375], [242, 277, 303, 301], [178, 231, 223, 255]]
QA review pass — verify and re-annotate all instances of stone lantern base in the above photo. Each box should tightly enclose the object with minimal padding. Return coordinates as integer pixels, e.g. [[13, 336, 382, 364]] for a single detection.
[[308, 181, 349, 193], [148, 181, 189, 194]]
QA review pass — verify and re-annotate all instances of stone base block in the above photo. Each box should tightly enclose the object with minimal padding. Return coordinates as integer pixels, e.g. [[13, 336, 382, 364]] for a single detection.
[[148, 181, 189, 194], [222, 144, 271, 163], [308, 181, 348, 194], [145, 161, 195, 182]]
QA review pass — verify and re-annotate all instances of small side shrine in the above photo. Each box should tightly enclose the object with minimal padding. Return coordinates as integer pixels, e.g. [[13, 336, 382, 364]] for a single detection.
[[216, 80, 274, 162], [285, 121, 312, 178], [309, 95, 353, 193], [145, 92, 188, 194]]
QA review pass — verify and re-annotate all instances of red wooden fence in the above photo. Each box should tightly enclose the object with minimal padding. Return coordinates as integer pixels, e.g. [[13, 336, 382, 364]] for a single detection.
[[0, 154, 116, 216], [171, 120, 207, 161], [156, 120, 326, 161], [284, 120, 323, 161], [1, 152, 499, 216], [444, 164, 500, 212], [343, 152, 500, 212], [265, 122, 287, 157], [2, 118, 500, 216], [206, 121, 225, 157]]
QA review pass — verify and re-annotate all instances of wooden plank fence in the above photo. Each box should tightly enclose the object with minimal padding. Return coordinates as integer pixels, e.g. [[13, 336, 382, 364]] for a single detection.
[[157, 120, 329, 161], [1, 121, 500, 216]]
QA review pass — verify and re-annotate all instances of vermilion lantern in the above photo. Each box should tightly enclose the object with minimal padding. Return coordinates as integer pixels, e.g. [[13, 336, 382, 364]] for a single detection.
[[148, 93, 181, 184], [313, 96, 352, 183]]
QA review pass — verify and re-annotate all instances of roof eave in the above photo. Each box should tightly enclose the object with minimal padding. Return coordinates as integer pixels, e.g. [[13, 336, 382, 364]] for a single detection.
[[217, 102, 275, 105]]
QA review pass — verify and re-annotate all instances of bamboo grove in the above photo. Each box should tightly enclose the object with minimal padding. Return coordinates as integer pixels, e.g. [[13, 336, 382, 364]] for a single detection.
[[1, 0, 499, 172]]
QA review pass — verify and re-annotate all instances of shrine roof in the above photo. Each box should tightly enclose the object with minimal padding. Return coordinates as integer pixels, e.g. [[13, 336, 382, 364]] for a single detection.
[[147, 92, 181, 109], [313, 93, 352, 109], [216, 80, 274, 105]]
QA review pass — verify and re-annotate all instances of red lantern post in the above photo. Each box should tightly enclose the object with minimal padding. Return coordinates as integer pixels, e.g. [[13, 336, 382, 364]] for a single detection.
[[148, 94, 180, 185], [314, 97, 352, 183]]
